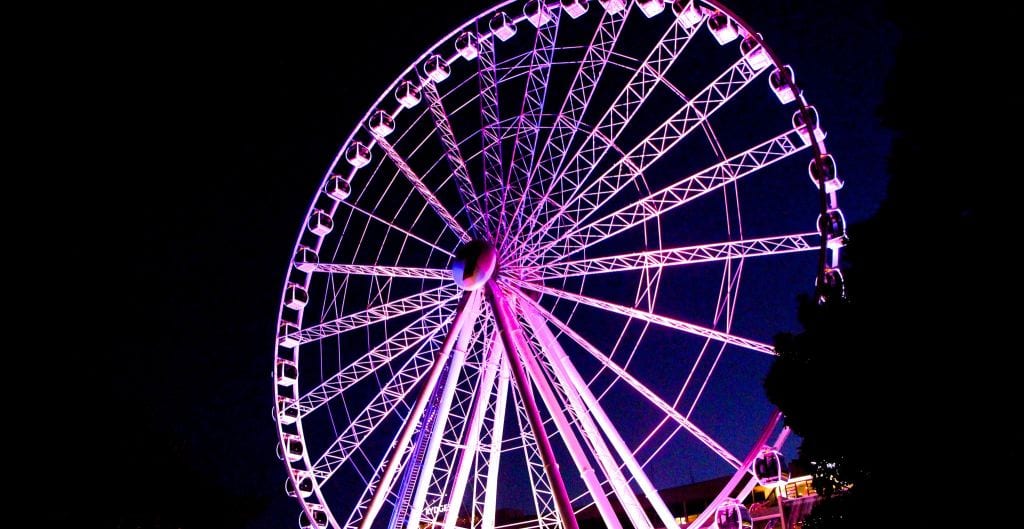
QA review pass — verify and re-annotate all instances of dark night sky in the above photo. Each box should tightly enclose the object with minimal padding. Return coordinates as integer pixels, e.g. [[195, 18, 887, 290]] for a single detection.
[[41, 2, 897, 527]]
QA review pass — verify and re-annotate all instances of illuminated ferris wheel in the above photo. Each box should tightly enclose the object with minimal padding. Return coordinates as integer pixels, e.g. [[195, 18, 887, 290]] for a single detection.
[[273, 2, 846, 529]]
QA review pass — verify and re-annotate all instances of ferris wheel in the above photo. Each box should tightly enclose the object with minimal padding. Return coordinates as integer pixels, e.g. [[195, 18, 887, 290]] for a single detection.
[[273, 2, 846, 529]]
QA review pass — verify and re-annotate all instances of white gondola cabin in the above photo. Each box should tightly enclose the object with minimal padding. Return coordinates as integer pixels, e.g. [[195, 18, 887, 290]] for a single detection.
[[638, 0, 666, 17], [490, 12, 517, 41], [326, 174, 351, 201], [715, 501, 752, 529], [395, 80, 421, 108], [455, 32, 479, 60], [740, 35, 771, 71], [524, 1, 552, 27], [818, 209, 848, 249], [809, 154, 843, 193], [308, 209, 333, 236], [282, 433, 304, 463], [599, 0, 627, 15], [277, 396, 299, 425], [754, 448, 790, 486], [276, 358, 298, 386], [345, 141, 371, 168], [286, 472, 314, 498], [673, 1, 704, 29], [368, 110, 394, 137], [769, 65, 797, 104], [793, 106, 825, 146], [708, 12, 740, 45], [294, 246, 318, 273], [299, 506, 328, 528], [284, 283, 308, 310], [278, 320, 300, 348], [818, 267, 846, 303], [423, 54, 450, 83], [561, 0, 589, 19]]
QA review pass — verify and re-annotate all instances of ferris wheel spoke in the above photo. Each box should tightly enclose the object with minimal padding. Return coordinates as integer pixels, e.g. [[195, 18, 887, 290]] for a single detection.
[[340, 201, 455, 258], [520, 56, 764, 266], [518, 13, 703, 252], [290, 304, 455, 419], [374, 135, 472, 243], [518, 231, 818, 280], [505, 278, 773, 356], [423, 82, 490, 239], [502, 8, 629, 255], [310, 335, 438, 482], [517, 293, 744, 470], [494, 8, 560, 243], [515, 231, 785, 279], [540, 129, 810, 264], [476, 32, 506, 234], [521, 307, 678, 529], [291, 284, 461, 345], [311, 262, 452, 280], [353, 291, 482, 529]]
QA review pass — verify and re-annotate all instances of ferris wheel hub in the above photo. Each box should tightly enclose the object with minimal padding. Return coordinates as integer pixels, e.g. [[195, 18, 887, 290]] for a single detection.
[[452, 240, 498, 291]]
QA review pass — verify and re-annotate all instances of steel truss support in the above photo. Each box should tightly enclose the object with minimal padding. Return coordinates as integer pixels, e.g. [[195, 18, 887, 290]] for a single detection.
[[485, 281, 579, 529]]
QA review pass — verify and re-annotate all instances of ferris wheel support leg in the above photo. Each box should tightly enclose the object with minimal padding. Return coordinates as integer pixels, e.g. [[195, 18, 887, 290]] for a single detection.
[[405, 295, 481, 529], [480, 355, 510, 529], [514, 316, 625, 529], [520, 304, 676, 529], [485, 281, 580, 529], [440, 333, 503, 529], [357, 291, 482, 529]]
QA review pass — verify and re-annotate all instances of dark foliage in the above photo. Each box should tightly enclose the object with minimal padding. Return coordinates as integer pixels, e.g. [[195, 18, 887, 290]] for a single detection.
[[765, 4, 1007, 528]]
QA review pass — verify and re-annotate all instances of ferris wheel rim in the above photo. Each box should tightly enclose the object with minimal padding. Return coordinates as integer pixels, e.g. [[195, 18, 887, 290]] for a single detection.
[[274, 3, 842, 529]]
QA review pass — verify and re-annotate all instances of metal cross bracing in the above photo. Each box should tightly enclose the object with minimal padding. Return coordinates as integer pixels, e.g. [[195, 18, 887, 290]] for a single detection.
[[527, 128, 809, 266], [513, 233, 818, 281], [504, 277, 774, 356], [501, 7, 630, 261], [495, 8, 560, 241], [476, 28, 506, 236], [288, 304, 456, 419], [518, 56, 766, 267], [290, 284, 462, 346], [517, 12, 704, 254]]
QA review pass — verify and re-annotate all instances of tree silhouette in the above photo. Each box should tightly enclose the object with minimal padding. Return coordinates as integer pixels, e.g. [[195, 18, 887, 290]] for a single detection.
[[765, 3, 1002, 528]]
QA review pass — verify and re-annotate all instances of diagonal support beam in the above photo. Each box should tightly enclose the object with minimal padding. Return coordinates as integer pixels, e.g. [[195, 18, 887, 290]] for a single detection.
[[356, 291, 482, 529], [520, 14, 703, 251], [521, 306, 674, 529], [512, 8, 629, 248], [423, 82, 489, 239], [522, 56, 764, 266], [477, 32, 505, 233], [485, 281, 579, 529], [376, 135, 472, 243], [496, 8, 560, 242]]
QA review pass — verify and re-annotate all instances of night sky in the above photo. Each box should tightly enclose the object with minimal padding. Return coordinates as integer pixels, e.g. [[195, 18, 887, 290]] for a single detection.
[[41, 1, 897, 527]]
